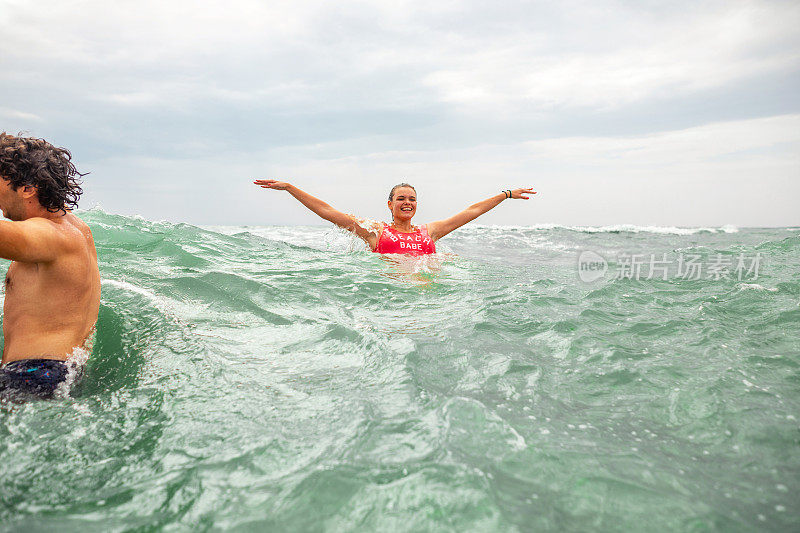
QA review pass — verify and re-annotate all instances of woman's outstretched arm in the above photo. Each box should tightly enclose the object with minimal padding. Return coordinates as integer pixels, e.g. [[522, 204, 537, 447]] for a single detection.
[[427, 188, 535, 241], [254, 180, 378, 248]]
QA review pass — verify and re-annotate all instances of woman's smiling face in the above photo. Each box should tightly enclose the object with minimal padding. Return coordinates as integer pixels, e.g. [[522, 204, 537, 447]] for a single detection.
[[388, 186, 417, 223]]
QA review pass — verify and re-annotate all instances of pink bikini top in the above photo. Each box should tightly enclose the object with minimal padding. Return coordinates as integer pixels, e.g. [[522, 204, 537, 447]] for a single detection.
[[374, 223, 436, 255]]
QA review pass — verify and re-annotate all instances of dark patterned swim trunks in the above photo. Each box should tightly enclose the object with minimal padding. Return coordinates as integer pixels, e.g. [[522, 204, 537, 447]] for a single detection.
[[0, 359, 79, 400]]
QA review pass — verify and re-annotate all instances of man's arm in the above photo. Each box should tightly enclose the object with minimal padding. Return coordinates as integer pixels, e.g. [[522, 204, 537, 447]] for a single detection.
[[254, 180, 378, 247], [0, 219, 66, 263], [428, 188, 536, 241]]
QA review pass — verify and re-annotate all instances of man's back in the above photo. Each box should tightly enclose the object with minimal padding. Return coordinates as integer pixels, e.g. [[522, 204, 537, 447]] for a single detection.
[[0, 133, 98, 399], [2, 213, 100, 364]]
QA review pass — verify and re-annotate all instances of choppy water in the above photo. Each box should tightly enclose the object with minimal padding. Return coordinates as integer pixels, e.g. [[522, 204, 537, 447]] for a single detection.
[[1, 209, 798, 532]]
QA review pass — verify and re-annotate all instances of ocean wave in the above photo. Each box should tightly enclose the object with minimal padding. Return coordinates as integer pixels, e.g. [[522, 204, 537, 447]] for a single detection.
[[4, 207, 798, 530], [204, 224, 364, 252], [82, 208, 752, 238]]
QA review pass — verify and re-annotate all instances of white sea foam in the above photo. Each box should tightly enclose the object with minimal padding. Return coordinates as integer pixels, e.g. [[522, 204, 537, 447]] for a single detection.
[[737, 283, 778, 292], [206, 224, 357, 251], [102, 278, 159, 299], [101, 279, 178, 316], [465, 223, 740, 235], [211, 221, 746, 243]]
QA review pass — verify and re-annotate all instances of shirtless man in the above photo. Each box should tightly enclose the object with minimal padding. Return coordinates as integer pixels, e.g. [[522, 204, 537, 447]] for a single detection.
[[0, 133, 100, 399]]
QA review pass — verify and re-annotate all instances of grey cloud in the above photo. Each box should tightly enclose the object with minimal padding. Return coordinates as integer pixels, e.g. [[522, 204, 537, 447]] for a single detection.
[[1, 0, 798, 225]]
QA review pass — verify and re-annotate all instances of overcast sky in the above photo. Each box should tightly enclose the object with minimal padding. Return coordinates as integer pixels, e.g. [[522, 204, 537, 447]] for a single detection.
[[2, 0, 798, 227]]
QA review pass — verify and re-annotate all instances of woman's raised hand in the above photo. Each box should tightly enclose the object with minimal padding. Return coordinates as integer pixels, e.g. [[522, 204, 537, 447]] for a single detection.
[[254, 179, 291, 190], [510, 187, 536, 200]]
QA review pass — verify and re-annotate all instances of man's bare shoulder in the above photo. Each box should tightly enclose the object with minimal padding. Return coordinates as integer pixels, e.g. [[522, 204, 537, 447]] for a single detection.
[[14, 214, 92, 254], [58, 213, 96, 252], [63, 212, 92, 235]]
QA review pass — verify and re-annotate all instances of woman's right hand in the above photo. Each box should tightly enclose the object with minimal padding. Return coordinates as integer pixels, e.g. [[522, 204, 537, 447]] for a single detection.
[[253, 179, 291, 190]]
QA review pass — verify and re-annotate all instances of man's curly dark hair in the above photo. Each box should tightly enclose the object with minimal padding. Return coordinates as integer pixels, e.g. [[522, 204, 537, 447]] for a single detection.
[[0, 133, 86, 213]]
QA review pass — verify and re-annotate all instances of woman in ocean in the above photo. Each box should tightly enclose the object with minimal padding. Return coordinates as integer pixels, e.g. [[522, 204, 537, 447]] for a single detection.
[[253, 180, 535, 255]]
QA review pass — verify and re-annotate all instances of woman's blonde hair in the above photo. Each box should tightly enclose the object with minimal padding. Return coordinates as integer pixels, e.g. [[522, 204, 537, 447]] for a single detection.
[[388, 182, 416, 201]]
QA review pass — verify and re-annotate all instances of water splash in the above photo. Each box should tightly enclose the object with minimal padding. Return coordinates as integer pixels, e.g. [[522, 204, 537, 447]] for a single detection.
[[52, 328, 96, 399]]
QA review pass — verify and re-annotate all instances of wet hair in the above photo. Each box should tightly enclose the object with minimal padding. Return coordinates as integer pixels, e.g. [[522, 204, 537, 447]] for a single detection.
[[388, 182, 416, 201], [0, 133, 86, 213]]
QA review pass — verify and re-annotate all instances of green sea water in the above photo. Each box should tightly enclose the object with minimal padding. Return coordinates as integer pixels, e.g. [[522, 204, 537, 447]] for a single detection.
[[1, 209, 798, 532]]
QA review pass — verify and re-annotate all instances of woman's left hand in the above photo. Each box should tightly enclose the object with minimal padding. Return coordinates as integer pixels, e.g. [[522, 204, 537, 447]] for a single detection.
[[510, 188, 536, 200]]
